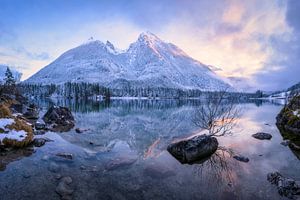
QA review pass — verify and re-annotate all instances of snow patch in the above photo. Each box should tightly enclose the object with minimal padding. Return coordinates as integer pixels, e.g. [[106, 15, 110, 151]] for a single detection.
[[0, 130, 28, 142]]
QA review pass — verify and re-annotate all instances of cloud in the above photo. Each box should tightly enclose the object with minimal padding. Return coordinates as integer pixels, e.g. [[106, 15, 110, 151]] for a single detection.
[[0, 0, 297, 90]]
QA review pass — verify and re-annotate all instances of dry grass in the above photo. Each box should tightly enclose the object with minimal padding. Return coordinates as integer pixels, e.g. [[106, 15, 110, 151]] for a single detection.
[[2, 118, 34, 148], [0, 104, 12, 118]]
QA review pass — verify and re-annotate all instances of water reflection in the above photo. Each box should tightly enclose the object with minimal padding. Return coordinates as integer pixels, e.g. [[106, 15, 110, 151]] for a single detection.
[[0, 147, 34, 171], [1, 98, 299, 200], [32, 97, 271, 113]]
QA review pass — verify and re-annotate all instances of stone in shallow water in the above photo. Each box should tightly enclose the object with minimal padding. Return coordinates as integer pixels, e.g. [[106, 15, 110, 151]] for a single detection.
[[252, 132, 272, 140], [233, 155, 249, 163], [167, 134, 218, 164], [267, 171, 300, 199], [32, 138, 46, 147], [75, 128, 89, 133], [281, 140, 290, 146], [56, 153, 73, 160]]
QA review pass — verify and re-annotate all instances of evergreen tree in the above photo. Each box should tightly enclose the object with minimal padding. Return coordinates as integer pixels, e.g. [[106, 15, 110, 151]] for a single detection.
[[4, 67, 16, 86]]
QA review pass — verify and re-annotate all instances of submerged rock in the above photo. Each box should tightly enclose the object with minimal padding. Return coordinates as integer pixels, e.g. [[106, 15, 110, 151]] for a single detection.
[[75, 128, 89, 133], [48, 162, 60, 173], [32, 138, 46, 147], [281, 140, 291, 146], [56, 153, 73, 160], [233, 155, 249, 163], [167, 134, 218, 164], [43, 106, 75, 132], [56, 176, 74, 200], [252, 132, 272, 140], [32, 138, 52, 147], [267, 171, 300, 199]]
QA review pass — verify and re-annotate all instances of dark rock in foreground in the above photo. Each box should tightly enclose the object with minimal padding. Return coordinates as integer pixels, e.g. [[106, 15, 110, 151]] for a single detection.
[[43, 106, 75, 132], [267, 171, 300, 199], [167, 134, 218, 164], [252, 132, 272, 140], [233, 155, 249, 163]]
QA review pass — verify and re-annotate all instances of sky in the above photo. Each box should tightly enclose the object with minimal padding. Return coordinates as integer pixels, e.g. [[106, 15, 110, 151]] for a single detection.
[[0, 0, 299, 91]]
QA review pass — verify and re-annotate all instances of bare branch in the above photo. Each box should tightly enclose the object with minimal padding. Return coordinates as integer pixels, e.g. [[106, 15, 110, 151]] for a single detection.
[[192, 90, 241, 137]]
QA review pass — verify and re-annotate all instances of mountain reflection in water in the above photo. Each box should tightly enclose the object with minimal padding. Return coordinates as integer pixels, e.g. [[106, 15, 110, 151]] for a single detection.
[[0, 98, 299, 200]]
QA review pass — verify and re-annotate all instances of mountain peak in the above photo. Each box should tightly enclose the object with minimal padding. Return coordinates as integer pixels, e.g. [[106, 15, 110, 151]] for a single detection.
[[138, 31, 161, 44], [105, 40, 115, 50]]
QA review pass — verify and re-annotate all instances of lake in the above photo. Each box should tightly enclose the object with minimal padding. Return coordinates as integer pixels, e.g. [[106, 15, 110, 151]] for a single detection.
[[0, 98, 299, 200]]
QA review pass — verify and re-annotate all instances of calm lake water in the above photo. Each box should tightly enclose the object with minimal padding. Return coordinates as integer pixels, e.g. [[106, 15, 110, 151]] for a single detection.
[[0, 99, 299, 200]]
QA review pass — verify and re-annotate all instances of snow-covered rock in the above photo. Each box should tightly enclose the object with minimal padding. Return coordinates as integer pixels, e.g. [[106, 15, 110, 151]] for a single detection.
[[0, 65, 22, 84], [0, 117, 34, 147], [25, 32, 233, 91]]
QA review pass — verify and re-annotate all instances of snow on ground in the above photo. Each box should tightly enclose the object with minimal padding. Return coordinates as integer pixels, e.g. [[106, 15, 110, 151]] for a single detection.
[[0, 118, 14, 129], [0, 118, 28, 142], [0, 130, 28, 142]]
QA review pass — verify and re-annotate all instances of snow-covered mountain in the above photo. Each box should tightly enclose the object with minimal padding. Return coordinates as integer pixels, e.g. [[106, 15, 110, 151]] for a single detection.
[[25, 32, 233, 91], [0, 65, 22, 84]]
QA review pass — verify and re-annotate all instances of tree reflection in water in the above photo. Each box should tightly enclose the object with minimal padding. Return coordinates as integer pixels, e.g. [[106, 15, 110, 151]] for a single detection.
[[192, 146, 236, 188]]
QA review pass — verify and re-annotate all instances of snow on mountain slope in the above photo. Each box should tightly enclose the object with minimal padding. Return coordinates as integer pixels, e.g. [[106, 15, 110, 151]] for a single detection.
[[0, 65, 22, 84], [25, 32, 233, 91]]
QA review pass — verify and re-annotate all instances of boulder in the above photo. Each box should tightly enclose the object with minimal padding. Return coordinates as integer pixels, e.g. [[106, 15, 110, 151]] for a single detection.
[[276, 95, 300, 136], [276, 96, 300, 157], [43, 106, 74, 132], [267, 172, 300, 199], [167, 134, 218, 164], [252, 132, 272, 140], [23, 104, 39, 120]]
